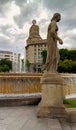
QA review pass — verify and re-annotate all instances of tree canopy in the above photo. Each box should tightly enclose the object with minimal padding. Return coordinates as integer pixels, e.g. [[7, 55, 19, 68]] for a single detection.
[[41, 49, 76, 73], [26, 59, 31, 72], [41, 49, 47, 64], [0, 59, 12, 72], [59, 49, 76, 61]]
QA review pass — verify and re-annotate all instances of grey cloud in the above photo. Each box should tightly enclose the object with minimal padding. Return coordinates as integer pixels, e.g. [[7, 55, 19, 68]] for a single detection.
[[42, 0, 76, 28], [0, 35, 25, 55], [0, 0, 76, 56], [38, 19, 49, 25], [0, 0, 11, 4], [0, 0, 12, 16], [15, 0, 27, 6], [15, 34, 27, 43], [14, 0, 41, 28], [0, 36, 11, 50], [43, 0, 76, 12], [0, 25, 26, 47], [0, 25, 13, 39], [0, 25, 11, 32]]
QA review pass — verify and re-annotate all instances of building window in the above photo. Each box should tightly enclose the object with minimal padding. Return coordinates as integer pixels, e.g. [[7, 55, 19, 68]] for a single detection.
[[38, 56, 41, 59], [38, 52, 41, 55], [34, 45, 36, 48], [34, 48, 36, 51], [34, 52, 36, 55], [38, 48, 40, 51], [34, 56, 36, 58], [38, 45, 40, 47], [5, 55, 10, 57]]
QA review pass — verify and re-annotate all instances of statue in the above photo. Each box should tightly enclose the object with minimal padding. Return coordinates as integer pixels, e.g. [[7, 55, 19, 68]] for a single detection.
[[27, 20, 42, 43], [37, 13, 69, 119], [43, 13, 63, 72], [30, 20, 39, 38]]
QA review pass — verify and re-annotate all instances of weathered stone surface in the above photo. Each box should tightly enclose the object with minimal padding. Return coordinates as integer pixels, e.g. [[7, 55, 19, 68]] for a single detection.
[[67, 108, 76, 123], [37, 73, 69, 120], [27, 20, 42, 44], [43, 13, 63, 73], [41, 72, 63, 84]]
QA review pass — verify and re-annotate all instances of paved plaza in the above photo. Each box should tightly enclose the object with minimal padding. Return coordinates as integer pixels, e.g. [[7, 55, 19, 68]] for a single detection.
[[0, 105, 76, 130]]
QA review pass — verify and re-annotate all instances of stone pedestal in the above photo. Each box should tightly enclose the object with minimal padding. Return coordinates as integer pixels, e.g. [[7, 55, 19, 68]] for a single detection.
[[37, 72, 69, 119]]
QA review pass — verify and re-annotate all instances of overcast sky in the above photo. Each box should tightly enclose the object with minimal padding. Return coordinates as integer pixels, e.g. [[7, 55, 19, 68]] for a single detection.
[[0, 0, 76, 57]]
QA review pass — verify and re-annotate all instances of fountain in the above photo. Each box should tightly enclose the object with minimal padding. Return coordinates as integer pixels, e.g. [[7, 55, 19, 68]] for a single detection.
[[0, 73, 76, 97]]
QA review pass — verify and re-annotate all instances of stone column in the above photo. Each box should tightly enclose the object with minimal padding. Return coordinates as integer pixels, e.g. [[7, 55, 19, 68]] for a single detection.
[[37, 72, 69, 119]]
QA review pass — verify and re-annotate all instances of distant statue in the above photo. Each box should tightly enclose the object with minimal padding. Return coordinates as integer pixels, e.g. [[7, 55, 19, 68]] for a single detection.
[[30, 20, 39, 37], [43, 13, 63, 72], [27, 20, 42, 43]]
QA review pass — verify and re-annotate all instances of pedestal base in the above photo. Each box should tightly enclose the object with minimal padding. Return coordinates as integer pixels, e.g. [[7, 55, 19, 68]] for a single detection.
[[37, 72, 69, 120], [37, 103, 68, 119]]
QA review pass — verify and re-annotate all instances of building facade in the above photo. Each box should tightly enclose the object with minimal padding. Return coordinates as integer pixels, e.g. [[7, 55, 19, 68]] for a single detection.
[[0, 50, 20, 72], [25, 20, 47, 72]]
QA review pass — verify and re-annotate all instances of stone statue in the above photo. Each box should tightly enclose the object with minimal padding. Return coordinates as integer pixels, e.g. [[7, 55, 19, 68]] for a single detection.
[[30, 20, 39, 38], [44, 13, 63, 72], [37, 14, 68, 119], [27, 20, 42, 43]]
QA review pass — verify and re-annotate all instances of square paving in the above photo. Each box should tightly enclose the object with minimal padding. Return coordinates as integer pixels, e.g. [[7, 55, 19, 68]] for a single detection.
[[0, 106, 75, 130]]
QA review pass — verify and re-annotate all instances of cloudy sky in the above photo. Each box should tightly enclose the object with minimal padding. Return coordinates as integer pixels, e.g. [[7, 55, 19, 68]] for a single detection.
[[0, 0, 76, 57]]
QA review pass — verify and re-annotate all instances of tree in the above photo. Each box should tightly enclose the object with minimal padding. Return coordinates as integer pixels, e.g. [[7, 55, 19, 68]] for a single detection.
[[33, 64, 36, 72], [59, 49, 68, 61], [58, 60, 76, 73], [41, 49, 76, 73], [59, 49, 76, 61], [68, 50, 76, 61], [0, 59, 12, 72], [26, 60, 31, 72], [41, 50, 47, 64]]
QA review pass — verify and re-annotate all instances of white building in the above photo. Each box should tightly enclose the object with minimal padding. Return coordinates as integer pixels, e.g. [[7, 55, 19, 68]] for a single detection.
[[0, 50, 21, 72]]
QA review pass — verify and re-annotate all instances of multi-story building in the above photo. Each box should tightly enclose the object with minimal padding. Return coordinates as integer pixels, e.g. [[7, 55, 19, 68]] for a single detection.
[[0, 50, 20, 72], [25, 20, 47, 72]]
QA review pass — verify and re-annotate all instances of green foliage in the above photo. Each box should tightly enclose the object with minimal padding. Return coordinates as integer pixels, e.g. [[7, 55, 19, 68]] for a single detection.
[[41, 49, 76, 73], [68, 50, 76, 61], [58, 60, 76, 73], [0, 65, 9, 72], [58, 49, 76, 73], [33, 64, 36, 72], [59, 49, 76, 61], [0, 59, 12, 72], [41, 50, 47, 64], [26, 60, 31, 72], [63, 99, 76, 108], [59, 49, 68, 61]]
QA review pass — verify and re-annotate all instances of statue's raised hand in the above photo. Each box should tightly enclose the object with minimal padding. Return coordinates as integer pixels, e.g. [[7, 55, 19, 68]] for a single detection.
[[59, 39, 63, 45]]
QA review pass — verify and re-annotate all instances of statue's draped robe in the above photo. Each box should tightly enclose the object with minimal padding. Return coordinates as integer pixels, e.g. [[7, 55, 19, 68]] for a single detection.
[[45, 20, 60, 72]]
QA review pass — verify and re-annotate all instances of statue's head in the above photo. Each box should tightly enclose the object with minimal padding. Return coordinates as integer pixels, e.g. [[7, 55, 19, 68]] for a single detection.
[[51, 13, 61, 22], [32, 20, 36, 25]]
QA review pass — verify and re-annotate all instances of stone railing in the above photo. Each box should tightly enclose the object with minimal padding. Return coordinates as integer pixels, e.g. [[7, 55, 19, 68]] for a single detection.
[[0, 73, 76, 96]]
